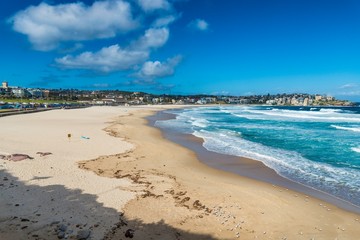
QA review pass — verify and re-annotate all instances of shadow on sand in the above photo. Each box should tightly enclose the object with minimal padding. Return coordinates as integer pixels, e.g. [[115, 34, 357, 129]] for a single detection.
[[0, 169, 217, 240]]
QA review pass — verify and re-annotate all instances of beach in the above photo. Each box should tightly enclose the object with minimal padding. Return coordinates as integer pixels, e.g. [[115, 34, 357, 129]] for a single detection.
[[1, 106, 360, 239]]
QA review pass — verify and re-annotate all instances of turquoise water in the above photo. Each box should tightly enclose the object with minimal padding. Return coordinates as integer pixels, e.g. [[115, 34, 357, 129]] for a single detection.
[[155, 106, 360, 206]]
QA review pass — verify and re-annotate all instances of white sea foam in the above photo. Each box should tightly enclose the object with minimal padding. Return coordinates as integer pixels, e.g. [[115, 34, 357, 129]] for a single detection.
[[321, 108, 356, 114], [193, 129, 360, 199], [319, 108, 343, 113], [352, 147, 360, 153], [232, 108, 360, 122], [190, 117, 209, 128], [331, 125, 360, 133]]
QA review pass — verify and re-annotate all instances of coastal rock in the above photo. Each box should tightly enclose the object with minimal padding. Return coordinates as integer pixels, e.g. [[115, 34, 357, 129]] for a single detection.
[[57, 231, 65, 239], [125, 229, 134, 238], [58, 224, 67, 232], [76, 229, 91, 240]]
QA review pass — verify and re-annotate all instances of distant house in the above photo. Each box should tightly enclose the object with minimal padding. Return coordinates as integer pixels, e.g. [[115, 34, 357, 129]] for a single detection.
[[315, 95, 323, 101], [196, 98, 207, 104], [226, 97, 241, 104], [28, 89, 44, 98], [43, 90, 50, 98], [326, 96, 334, 101], [11, 87, 32, 98], [101, 99, 116, 105]]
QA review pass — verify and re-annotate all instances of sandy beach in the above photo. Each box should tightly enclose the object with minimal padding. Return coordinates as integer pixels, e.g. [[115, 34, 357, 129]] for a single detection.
[[1, 106, 360, 239], [0, 106, 136, 239]]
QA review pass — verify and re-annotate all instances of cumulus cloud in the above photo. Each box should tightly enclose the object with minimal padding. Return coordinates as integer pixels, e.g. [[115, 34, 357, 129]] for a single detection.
[[136, 0, 171, 12], [136, 55, 182, 79], [11, 0, 183, 83], [55, 44, 149, 72], [55, 26, 170, 73], [10, 0, 137, 51], [152, 15, 178, 27], [188, 19, 209, 31], [133, 27, 169, 50]]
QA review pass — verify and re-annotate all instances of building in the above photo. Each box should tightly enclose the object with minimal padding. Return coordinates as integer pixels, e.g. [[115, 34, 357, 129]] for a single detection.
[[2, 81, 8, 89], [315, 95, 323, 101], [303, 97, 309, 106], [43, 90, 50, 98], [290, 97, 298, 105], [11, 87, 31, 98], [226, 97, 241, 104], [326, 96, 334, 101], [28, 89, 44, 98], [1, 81, 12, 97]]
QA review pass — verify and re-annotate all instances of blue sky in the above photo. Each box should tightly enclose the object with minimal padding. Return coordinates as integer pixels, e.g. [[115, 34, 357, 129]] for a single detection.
[[1, 0, 360, 100]]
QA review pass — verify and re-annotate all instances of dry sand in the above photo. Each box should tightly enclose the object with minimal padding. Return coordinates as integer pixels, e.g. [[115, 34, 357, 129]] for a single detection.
[[0, 107, 136, 239], [1, 106, 360, 240]]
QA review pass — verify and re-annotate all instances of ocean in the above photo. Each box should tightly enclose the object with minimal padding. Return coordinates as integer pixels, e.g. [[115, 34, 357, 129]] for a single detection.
[[154, 105, 360, 207]]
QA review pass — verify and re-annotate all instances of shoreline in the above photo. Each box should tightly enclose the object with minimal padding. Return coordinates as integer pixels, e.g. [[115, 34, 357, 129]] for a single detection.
[[82, 107, 360, 239], [148, 109, 360, 214]]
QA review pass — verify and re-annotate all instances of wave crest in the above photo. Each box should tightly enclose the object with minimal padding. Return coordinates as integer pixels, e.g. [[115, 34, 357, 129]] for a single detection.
[[331, 125, 360, 133]]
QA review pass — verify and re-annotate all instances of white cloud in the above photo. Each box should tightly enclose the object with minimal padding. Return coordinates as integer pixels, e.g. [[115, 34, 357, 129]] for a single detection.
[[55, 26, 170, 73], [188, 19, 209, 31], [137, 55, 182, 79], [133, 27, 169, 50], [10, 0, 137, 51], [340, 83, 358, 89], [55, 44, 149, 72], [152, 15, 178, 27], [137, 0, 170, 12], [11, 0, 183, 81]]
